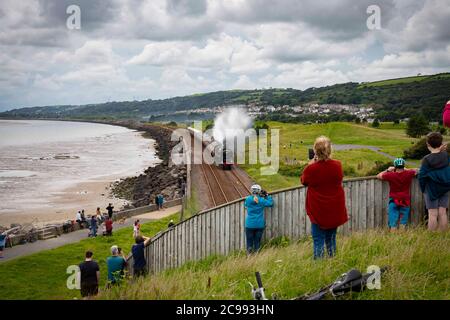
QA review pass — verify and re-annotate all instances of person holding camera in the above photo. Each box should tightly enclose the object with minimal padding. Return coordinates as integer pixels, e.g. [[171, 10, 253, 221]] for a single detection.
[[244, 184, 274, 254], [301, 136, 348, 259]]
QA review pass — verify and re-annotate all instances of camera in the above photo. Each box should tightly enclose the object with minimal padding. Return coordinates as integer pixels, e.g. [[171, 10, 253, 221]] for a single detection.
[[308, 148, 315, 160], [260, 189, 268, 198]]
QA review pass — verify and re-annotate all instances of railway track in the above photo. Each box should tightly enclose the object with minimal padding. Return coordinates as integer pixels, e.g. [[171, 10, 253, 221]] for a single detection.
[[188, 128, 254, 208]]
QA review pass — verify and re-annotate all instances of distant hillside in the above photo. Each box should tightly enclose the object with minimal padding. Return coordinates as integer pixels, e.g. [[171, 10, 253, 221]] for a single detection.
[[1, 72, 449, 122]]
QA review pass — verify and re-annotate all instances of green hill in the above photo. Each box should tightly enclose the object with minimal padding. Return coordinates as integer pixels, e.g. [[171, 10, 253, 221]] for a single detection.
[[1, 72, 449, 122]]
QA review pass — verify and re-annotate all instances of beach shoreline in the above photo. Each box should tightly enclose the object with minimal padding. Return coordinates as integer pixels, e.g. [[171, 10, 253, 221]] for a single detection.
[[0, 120, 186, 228]]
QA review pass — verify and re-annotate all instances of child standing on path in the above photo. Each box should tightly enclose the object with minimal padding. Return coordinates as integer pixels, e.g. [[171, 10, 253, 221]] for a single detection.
[[377, 158, 417, 232]]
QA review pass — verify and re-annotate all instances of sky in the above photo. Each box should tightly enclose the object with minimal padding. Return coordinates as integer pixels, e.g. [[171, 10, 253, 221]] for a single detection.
[[0, 0, 449, 111]]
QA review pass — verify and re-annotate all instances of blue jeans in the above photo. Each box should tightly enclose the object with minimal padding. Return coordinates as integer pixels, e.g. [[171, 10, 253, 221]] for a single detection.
[[311, 223, 337, 259], [388, 201, 410, 228], [245, 228, 264, 253]]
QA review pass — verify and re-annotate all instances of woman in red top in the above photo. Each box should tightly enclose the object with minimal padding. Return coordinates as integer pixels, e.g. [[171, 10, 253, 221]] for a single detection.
[[301, 136, 348, 259], [442, 100, 450, 128]]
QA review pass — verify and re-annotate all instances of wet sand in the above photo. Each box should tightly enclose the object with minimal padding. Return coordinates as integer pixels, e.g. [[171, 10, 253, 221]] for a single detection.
[[0, 176, 130, 227]]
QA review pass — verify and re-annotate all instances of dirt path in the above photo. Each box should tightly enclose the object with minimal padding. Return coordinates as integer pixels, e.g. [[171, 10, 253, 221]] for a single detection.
[[0, 205, 181, 263]]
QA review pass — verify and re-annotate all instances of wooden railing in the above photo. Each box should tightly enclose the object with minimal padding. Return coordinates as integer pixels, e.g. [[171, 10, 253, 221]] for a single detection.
[[128, 177, 427, 275]]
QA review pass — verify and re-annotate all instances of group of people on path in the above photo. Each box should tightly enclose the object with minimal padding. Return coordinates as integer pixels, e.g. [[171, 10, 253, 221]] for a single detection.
[[76, 204, 115, 238], [244, 131, 449, 259]]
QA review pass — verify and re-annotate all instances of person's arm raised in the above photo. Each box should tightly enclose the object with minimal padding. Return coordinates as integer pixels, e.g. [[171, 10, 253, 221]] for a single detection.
[[143, 236, 151, 246]]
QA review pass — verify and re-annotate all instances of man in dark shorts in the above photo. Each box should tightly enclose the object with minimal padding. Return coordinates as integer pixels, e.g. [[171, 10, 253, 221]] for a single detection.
[[79, 250, 100, 298], [132, 235, 151, 277]]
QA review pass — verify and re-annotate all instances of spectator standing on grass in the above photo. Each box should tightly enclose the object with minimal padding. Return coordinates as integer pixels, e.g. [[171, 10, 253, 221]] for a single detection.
[[106, 203, 114, 219], [244, 184, 274, 254], [442, 100, 450, 128], [79, 250, 100, 298], [0, 232, 7, 259], [418, 132, 450, 232], [132, 235, 151, 277], [107, 245, 127, 285], [301, 136, 348, 259], [377, 158, 417, 232]]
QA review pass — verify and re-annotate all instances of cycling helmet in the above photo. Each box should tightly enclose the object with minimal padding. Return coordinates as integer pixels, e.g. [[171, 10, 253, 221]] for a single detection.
[[251, 184, 262, 194], [393, 158, 405, 168]]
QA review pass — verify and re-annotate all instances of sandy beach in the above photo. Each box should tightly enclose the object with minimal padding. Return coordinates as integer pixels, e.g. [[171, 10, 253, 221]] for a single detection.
[[0, 120, 160, 228], [0, 177, 130, 227]]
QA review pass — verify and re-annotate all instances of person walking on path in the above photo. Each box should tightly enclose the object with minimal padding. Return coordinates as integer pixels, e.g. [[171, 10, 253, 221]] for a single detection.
[[131, 235, 151, 277], [156, 194, 164, 210], [133, 220, 141, 238], [89, 215, 98, 237], [104, 217, 113, 236], [0, 232, 7, 258], [418, 132, 450, 231], [107, 245, 127, 285], [301, 136, 348, 259], [244, 184, 274, 254], [377, 158, 417, 232], [76, 211, 83, 228], [79, 250, 100, 298], [106, 203, 114, 219]]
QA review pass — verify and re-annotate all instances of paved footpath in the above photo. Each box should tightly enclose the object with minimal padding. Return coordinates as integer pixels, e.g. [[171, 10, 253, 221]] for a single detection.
[[0, 206, 181, 263]]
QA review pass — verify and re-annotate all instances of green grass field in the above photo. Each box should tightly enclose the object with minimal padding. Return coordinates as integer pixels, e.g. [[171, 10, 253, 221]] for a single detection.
[[0, 214, 178, 300], [100, 228, 450, 300], [240, 121, 419, 191]]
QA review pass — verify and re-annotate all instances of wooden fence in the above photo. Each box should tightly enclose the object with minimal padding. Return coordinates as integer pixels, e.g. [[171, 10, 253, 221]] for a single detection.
[[129, 177, 427, 275]]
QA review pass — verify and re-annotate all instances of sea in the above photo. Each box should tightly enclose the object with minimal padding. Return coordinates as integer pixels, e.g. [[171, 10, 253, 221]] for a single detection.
[[0, 120, 160, 225]]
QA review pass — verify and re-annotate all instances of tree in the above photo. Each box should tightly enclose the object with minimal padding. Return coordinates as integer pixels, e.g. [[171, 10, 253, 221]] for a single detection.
[[372, 118, 380, 128], [355, 117, 361, 124], [406, 115, 430, 138]]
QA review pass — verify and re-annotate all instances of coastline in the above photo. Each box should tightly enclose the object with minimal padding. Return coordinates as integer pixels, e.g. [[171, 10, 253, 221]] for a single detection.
[[0, 119, 186, 227]]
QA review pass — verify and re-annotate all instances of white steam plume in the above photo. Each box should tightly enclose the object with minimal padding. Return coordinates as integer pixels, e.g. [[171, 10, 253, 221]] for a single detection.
[[212, 108, 253, 143]]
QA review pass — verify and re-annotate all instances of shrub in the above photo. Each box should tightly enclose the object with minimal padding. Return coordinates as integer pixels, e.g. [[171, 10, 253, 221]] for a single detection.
[[403, 138, 428, 160], [366, 161, 393, 176], [406, 115, 430, 138], [343, 165, 357, 177]]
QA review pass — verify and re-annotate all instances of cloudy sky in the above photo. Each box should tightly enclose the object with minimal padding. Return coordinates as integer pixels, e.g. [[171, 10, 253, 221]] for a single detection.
[[0, 0, 449, 111]]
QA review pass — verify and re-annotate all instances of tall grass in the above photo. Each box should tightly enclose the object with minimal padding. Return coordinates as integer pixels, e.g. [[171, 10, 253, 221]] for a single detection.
[[100, 227, 449, 300]]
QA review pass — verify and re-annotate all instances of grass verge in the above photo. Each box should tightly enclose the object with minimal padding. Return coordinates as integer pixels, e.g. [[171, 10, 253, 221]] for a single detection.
[[0, 214, 179, 300], [100, 227, 449, 300]]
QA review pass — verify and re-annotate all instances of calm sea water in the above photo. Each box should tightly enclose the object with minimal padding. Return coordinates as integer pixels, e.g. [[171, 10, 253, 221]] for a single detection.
[[0, 120, 159, 218]]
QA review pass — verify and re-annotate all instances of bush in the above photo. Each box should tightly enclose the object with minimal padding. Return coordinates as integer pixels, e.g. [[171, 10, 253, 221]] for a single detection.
[[372, 118, 380, 128], [406, 115, 430, 138], [403, 138, 428, 160], [343, 165, 357, 177], [366, 161, 393, 176]]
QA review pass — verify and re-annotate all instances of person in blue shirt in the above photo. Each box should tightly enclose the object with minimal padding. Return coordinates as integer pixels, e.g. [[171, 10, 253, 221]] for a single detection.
[[0, 232, 7, 258], [107, 245, 127, 285], [244, 184, 274, 254], [132, 235, 151, 277]]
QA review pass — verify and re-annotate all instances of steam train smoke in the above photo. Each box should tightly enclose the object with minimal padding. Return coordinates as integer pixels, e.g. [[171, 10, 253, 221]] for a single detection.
[[212, 108, 252, 143]]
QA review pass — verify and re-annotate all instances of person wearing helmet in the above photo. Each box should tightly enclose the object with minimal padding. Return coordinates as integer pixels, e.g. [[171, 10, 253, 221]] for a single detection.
[[377, 157, 417, 232], [244, 184, 273, 254]]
